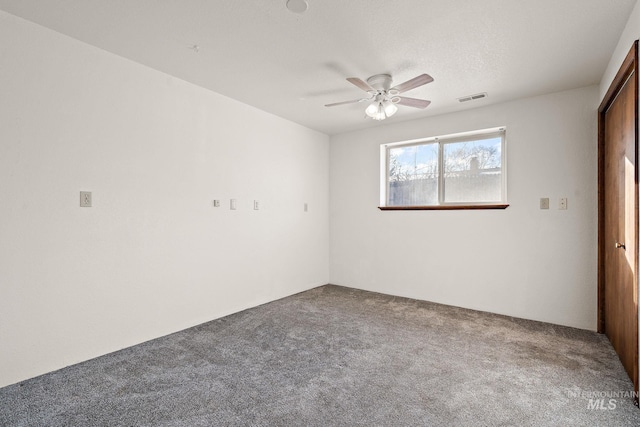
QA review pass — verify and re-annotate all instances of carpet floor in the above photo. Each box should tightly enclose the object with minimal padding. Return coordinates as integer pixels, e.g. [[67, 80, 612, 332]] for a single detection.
[[1, 285, 639, 426]]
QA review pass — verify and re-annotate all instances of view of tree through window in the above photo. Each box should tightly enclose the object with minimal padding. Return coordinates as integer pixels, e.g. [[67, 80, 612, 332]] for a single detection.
[[388, 143, 439, 205], [443, 137, 502, 203], [384, 129, 505, 207]]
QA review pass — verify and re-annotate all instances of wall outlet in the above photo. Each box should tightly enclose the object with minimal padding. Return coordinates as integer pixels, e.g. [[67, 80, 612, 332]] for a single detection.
[[230, 199, 237, 210], [539, 198, 549, 210], [80, 191, 92, 207], [559, 198, 568, 210]]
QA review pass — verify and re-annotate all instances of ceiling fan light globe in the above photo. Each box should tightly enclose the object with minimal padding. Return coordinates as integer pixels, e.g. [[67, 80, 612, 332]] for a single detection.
[[383, 100, 398, 117], [373, 104, 386, 120], [365, 107, 385, 120], [365, 102, 380, 118]]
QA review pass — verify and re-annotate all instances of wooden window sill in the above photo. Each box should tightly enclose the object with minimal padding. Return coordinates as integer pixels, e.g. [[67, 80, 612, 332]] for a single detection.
[[378, 204, 509, 211]]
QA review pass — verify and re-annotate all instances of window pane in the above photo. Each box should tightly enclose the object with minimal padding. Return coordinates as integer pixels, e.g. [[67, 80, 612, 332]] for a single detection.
[[388, 143, 439, 206], [443, 137, 502, 203]]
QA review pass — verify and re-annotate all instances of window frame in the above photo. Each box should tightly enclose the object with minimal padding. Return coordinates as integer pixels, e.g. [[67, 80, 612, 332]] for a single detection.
[[379, 127, 508, 210]]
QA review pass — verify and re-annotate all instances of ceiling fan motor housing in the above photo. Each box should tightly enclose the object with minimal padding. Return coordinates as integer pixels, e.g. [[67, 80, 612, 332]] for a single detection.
[[366, 74, 393, 92]]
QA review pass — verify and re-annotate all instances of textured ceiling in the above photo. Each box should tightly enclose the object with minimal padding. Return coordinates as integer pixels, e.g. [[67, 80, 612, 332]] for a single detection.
[[0, 0, 636, 135]]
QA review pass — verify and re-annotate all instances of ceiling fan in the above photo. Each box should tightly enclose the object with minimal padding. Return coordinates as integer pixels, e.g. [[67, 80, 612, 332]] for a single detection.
[[325, 73, 433, 121]]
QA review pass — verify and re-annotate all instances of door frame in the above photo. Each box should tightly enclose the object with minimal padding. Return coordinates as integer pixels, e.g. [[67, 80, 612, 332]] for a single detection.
[[597, 40, 639, 399]]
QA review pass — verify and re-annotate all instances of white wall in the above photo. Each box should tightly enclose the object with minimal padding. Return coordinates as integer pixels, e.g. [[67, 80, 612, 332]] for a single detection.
[[330, 86, 598, 330], [0, 12, 330, 388], [599, 0, 639, 100]]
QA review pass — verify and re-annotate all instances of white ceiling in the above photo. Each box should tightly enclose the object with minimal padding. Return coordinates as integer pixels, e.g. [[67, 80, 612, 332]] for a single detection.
[[0, 0, 636, 135]]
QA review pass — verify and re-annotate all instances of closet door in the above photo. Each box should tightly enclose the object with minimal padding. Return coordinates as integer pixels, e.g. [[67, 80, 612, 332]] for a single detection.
[[599, 41, 638, 399]]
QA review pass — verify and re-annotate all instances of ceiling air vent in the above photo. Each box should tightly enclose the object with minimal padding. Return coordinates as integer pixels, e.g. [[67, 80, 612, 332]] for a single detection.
[[458, 92, 488, 103]]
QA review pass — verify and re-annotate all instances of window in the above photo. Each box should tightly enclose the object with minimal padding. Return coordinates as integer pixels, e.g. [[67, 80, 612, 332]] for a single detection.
[[380, 127, 507, 210]]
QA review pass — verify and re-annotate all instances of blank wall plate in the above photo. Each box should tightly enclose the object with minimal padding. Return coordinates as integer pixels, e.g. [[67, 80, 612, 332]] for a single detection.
[[80, 191, 92, 207]]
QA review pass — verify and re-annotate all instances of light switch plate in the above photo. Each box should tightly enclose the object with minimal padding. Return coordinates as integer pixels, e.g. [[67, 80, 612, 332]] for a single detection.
[[230, 199, 237, 210], [80, 191, 92, 207], [213, 200, 220, 207], [539, 198, 549, 210]]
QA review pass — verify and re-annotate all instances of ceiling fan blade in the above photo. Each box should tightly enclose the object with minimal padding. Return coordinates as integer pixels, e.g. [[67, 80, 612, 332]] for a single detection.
[[395, 96, 431, 109], [346, 77, 376, 93], [390, 74, 434, 93], [325, 98, 367, 107]]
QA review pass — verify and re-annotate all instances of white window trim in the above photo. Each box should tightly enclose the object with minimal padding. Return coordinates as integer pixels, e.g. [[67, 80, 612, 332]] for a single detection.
[[379, 126, 507, 209]]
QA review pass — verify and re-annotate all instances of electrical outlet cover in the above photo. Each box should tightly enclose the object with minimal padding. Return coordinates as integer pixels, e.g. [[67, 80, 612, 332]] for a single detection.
[[559, 198, 568, 210]]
